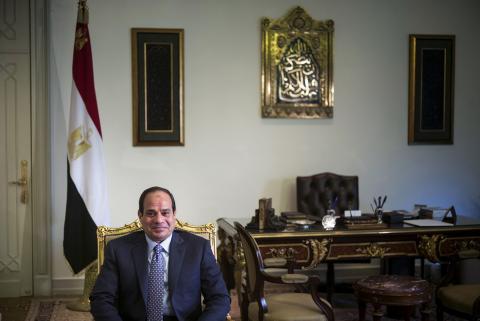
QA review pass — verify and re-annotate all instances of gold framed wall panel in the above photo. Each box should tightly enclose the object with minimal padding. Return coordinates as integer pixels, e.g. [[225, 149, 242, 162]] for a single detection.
[[408, 34, 455, 145], [132, 28, 184, 146], [261, 7, 334, 119]]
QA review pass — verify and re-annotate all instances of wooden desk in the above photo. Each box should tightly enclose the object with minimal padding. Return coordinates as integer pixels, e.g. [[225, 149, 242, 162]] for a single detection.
[[217, 216, 480, 319]]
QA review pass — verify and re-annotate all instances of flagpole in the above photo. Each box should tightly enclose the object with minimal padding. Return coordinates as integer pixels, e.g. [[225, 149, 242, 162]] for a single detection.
[[65, 0, 109, 311], [66, 263, 97, 311], [67, 0, 93, 311]]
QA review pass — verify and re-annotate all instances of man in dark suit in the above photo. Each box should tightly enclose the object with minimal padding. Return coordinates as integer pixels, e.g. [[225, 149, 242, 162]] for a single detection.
[[90, 186, 230, 321]]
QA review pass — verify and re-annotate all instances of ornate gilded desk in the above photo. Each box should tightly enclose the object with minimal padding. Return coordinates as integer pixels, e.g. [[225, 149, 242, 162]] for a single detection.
[[217, 216, 480, 319]]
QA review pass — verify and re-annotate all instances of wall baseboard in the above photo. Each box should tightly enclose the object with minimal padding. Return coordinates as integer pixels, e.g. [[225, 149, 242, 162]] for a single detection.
[[52, 277, 84, 296], [34, 275, 52, 296]]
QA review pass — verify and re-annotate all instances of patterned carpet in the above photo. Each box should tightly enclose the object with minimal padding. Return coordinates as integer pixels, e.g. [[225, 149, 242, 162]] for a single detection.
[[0, 297, 30, 321], [0, 298, 93, 321], [0, 292, 461, 321]]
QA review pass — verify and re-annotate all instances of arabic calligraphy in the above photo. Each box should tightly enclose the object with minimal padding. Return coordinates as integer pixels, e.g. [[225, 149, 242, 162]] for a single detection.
[[278, 38, 320, 103]]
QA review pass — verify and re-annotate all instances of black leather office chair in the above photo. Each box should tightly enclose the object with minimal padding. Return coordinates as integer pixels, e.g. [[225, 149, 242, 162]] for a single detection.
[[297, 172, 359, 218], [297, 172, 360, 303]]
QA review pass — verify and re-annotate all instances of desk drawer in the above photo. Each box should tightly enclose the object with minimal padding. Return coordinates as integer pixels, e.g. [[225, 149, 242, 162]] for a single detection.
[[439, 236, 480, 257], [257, 240, 419, 266], [328, 241, 418, 260], [258, 243, 311, 264]]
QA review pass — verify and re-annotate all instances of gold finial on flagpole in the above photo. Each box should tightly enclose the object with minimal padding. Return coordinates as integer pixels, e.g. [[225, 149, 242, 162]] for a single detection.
[[77, 0, 89, 24]]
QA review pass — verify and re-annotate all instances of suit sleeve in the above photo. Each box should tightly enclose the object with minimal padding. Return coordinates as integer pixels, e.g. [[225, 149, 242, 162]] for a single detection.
[[198, 239, 231, 321], [90, 241, 123, 321]]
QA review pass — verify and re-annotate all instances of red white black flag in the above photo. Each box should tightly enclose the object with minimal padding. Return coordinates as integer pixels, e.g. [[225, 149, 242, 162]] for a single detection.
[[64, 0, 110, 274]]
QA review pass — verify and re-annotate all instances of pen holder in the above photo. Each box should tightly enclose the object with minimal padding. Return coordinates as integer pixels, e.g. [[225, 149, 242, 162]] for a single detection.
[[374, 208, 383, 224]]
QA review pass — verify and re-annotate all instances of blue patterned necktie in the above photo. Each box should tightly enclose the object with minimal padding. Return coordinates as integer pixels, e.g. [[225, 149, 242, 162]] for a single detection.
[[147, 244, 165, 321]]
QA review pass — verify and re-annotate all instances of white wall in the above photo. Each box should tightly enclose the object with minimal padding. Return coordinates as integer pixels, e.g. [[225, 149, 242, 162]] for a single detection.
[[49, 0, 480, 283]]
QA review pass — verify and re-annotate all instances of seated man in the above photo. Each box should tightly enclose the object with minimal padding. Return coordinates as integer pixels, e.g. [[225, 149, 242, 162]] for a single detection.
[[90, 186, 230, 321]]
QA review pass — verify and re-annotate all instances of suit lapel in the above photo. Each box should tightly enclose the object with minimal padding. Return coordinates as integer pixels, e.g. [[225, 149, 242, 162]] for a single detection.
[[168, 231, 185, 294], [131, 232, 148, 304]]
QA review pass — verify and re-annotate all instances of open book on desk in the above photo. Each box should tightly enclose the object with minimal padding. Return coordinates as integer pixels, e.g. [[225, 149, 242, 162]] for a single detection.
[[404, 219, 453, 227]]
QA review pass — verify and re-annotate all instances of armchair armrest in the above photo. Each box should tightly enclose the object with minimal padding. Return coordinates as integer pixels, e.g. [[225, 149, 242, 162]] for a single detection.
[[281, 273, 309, 284], [309, 276, 334, 320], [260, 270, 310, 286], [264, 257, 287, 267]]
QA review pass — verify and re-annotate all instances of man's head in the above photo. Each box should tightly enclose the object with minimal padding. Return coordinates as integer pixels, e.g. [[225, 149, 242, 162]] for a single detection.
[[138, 186, 177, 242]]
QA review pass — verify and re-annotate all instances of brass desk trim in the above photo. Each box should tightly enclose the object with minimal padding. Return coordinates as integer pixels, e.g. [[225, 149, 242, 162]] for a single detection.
[[248, 225, 480, 239], [259, 242, 311, 264]]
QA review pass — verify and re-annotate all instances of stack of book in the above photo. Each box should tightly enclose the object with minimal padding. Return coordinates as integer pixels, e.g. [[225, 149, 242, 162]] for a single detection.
[[280, 211, 318, 225]]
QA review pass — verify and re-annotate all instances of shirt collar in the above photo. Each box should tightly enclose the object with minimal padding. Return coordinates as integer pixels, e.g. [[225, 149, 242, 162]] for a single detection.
[[145, 232, 173, 254]]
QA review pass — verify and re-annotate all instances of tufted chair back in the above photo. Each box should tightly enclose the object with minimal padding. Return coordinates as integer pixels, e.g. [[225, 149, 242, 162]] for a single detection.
[[297, 172, 359, 218]]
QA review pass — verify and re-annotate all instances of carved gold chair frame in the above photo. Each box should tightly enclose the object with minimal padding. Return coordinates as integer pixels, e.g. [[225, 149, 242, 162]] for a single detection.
[[96, 219, 217, 272], [261, 6, 334, 119]]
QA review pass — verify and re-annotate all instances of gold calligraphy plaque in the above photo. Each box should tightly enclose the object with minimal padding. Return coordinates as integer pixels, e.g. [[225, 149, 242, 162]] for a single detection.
[[261, 7, 334, 119]]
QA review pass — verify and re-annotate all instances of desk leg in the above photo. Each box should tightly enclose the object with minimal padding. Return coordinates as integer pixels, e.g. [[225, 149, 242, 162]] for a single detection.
[[402, 306, 414, 321], [372, 303, 383, 321], [420, 302, 431, 321], [358, 300, 366, 321], [326, 262, 334, 303]]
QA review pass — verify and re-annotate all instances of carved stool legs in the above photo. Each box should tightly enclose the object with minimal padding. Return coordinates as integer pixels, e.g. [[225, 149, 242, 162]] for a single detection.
[[361, 303, 425, 321]]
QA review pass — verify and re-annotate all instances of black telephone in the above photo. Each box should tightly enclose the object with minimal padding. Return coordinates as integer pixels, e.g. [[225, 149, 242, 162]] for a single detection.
[[442, 206, 457, 224]]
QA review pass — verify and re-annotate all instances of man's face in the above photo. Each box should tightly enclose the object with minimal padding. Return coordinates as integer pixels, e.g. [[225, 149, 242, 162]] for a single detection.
[[138, 191, 176, 242]]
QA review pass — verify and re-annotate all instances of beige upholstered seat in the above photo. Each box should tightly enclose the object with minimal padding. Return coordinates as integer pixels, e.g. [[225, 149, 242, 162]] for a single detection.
[[234, 222, 333, 321], [248, 292, 329, 321], [436, 250, 480, 321], [437, 284, 480, 315]]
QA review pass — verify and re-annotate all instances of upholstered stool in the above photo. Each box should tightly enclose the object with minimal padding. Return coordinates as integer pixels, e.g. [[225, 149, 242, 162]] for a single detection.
[[353, 275, 432, 321]]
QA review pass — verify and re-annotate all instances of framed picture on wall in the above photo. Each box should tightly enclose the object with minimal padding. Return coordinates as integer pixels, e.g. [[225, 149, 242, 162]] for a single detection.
[[408, 34, 455, 145], [261, 7, 334, 119], [132, 28, 184, 146]]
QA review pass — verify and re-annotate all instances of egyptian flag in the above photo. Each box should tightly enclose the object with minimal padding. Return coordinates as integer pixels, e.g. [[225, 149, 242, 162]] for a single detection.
[[64, 0, 110, 274]]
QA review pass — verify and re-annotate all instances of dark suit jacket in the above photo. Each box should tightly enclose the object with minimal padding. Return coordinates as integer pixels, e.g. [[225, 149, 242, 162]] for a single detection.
[[90, 230, 230, 321]]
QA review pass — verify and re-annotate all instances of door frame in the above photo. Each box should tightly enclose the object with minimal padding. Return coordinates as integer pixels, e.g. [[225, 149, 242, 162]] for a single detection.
[[30, 0, 51, 296]]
